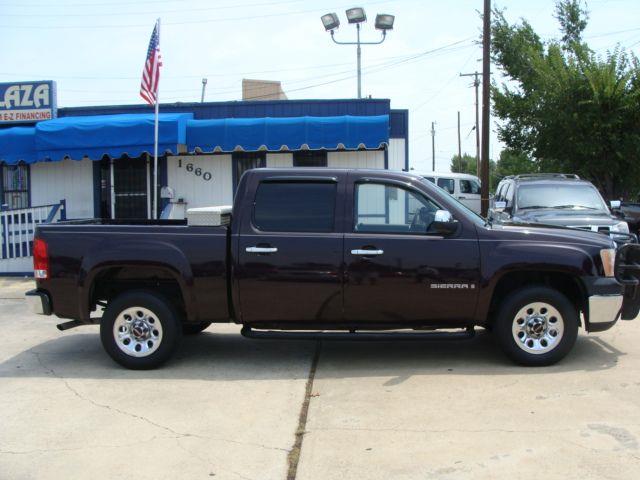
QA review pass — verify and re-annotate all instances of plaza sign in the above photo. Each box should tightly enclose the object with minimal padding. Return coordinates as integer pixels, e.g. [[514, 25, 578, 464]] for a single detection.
[[0, 81, 57, 123]]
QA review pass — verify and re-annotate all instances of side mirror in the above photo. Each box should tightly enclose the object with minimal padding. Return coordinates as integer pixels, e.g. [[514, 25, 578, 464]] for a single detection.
[[493, 200, 507, 213], [610, 200, 622, 210], [430, 209, 458, 235]]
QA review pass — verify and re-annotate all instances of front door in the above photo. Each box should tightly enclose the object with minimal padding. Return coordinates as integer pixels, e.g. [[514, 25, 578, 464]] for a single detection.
[[344, 175, 480, 324], [100, 157, 150, 219], [237, 175, 344, 323]]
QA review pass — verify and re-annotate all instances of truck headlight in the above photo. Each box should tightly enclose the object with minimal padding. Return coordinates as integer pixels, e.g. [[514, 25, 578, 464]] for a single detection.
[[610, 221, 629, 233], [600, 248, 616, 277]]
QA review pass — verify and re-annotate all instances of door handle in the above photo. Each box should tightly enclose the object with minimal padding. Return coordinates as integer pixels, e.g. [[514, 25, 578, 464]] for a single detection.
[[458, 196, 467, 200], [351, 249, 384, 256], [246, 246, 278, 254]]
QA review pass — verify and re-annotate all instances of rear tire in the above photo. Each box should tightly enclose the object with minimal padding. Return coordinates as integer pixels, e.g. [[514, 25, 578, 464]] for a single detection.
[[494, 286, 578, 366], [182, 321, 212, 335], [100, 291, 182, 370]]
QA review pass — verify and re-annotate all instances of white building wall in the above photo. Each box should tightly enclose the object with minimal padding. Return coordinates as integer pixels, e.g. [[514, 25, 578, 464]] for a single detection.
[[266, 153, 293, 168], [327, 150, 385, 169], [388, 139, 406, 171], [30, 159, 94, 219], [167, 155, 233, 209]]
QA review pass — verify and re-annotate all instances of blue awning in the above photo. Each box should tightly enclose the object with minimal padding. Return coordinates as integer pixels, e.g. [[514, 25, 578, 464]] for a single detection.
[[0, 113, 388, 165], [186, 115, 389, 153], [35, 113, 193, 162], [0, 127, 37, 164]]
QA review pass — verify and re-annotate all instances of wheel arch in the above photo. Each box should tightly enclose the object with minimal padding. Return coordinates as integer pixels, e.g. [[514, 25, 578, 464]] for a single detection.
[[484, 270, 588, 327]]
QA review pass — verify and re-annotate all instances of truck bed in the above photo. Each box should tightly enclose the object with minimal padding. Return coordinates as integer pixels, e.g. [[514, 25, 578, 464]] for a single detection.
[[36, 221, 231, 324]]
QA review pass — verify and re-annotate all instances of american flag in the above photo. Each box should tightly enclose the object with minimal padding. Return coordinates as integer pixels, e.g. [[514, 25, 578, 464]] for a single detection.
[[140, 20, 162, 106]]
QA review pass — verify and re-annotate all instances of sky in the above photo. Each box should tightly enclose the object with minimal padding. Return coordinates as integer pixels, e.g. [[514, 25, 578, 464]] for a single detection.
[[0, 0, 638, 172]]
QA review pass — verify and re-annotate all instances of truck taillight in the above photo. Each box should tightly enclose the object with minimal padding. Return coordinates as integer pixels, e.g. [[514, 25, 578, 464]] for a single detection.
[[33, 238, 49, 280]]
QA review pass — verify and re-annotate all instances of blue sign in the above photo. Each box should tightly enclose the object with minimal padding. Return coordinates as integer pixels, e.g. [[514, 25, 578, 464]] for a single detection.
[[0, 81, 57, 123]]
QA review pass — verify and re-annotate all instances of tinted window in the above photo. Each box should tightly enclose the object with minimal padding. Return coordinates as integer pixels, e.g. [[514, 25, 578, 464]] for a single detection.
[[293, 151, 328, 167], [423, 176, 435, 183], [254, 181, 336, 232], [460, 179, 480, 194], [355, 183, 440, 234], [437, 178, 455, 194]]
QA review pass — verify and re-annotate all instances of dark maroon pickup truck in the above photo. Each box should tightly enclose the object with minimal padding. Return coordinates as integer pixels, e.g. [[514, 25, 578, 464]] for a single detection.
[[26, 168, 640, 369]]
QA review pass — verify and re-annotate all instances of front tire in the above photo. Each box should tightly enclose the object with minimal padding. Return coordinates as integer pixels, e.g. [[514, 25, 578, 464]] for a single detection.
[[100, 291, 182, 370], [494, 286, 578, 366]]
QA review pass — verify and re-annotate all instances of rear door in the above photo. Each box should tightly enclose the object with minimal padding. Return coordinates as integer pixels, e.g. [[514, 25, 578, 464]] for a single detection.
[[343, 173, 480, 324], [236, 173, 344, 323]]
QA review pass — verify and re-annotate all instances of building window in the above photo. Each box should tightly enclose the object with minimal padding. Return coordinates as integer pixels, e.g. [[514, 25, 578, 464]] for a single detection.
[[2, 164, 29, 210], [233, 152, 265, 189], [293, 150, 327, 167]]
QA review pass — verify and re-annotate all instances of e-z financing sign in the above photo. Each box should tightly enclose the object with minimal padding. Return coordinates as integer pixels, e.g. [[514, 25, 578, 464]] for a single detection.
[[0, 81, 57, 123]]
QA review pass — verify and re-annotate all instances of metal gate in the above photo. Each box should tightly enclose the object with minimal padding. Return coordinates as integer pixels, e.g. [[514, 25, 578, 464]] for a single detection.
[[100, 157, 150, 219]]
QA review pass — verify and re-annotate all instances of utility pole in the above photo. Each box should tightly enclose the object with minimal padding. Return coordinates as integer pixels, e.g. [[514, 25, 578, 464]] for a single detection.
[[201, 78, 207, 103], [481, 0, 491, 216], [457, 111, 462, 171], [431, 121, 436, 171], [460, 71, 481, 176]]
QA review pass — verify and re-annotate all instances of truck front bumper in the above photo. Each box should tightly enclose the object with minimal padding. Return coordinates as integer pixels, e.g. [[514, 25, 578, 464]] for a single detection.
[[25, 289, 51, 316], [587, 294, 623, 332], [581, 275, 640, 332]]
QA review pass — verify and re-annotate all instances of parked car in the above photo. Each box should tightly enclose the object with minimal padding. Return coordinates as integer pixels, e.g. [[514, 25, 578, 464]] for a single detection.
[[489, 174, 632, 241], [412, 171, 481, 214], [613, 201, 640, 234], [27, 168, 640, 369]]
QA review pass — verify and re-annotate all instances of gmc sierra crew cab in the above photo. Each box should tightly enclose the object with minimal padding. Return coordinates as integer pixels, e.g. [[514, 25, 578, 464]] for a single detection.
[[26, 168, 640, 369]]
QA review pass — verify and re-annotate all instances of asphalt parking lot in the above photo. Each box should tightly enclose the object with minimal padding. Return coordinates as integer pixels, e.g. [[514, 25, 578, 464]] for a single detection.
[[1, 278, 639, 480]]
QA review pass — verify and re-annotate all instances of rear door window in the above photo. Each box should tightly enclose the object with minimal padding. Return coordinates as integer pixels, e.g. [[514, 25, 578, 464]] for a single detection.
[[437, 178, 455, 194], [253, 181, 336, 232], [460, 179, 480, 194]]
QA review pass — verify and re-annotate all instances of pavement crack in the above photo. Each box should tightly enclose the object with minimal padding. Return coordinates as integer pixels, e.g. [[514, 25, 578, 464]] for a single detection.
[[31, 352, 289, 454], [286, 340, 321, 480]]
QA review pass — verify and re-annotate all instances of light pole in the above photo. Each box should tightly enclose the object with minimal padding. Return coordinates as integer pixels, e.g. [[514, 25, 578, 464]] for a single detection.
[[321, 9, 394, 98]]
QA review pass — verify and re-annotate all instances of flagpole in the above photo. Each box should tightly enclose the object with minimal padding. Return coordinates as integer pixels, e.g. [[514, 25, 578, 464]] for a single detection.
[[153, 17, 160, 220]]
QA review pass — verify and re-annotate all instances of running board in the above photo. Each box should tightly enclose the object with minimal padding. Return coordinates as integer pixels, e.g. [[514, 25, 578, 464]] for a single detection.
[[56, 320, 97, 331], [241, 326, 475, 341]]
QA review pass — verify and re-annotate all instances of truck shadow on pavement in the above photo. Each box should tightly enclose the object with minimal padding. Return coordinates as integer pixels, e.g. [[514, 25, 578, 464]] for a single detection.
[[0, 328, 625, 380]]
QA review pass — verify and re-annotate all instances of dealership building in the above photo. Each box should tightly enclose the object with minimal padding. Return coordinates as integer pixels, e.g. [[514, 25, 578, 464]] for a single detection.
[[0, 80, 408, 273]]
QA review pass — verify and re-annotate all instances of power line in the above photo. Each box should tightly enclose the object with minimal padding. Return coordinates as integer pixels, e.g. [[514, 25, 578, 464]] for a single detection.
[[0, 0, 306, 17], [0, 0, 395, 29], [56, 38, 476, 105]]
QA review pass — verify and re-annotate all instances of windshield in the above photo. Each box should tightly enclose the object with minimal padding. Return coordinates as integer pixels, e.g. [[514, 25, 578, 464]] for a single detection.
[[516, 184, 608, 211]]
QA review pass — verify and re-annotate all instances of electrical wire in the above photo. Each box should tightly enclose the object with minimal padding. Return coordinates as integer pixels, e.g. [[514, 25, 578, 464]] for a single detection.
[[0, 0, 396, 29]]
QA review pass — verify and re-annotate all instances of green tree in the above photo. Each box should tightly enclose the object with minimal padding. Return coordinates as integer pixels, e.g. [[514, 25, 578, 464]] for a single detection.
[[495, 149, 536, 178], [450, 153, 478, 175], [491, 0, 640, 199]]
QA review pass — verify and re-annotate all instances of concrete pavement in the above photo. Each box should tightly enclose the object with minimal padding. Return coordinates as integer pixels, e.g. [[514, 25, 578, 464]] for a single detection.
[[1, 279, 639, 479]]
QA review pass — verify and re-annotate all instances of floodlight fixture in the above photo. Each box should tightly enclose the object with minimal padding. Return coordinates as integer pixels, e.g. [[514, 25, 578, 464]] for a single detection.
[[345, 7, 366, 24], [321, 12, 340, 31], [375, 14, 394, 31]]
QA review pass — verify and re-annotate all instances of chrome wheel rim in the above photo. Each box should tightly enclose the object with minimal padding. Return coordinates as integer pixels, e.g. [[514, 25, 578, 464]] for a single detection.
[[113, 307, 163, 358], [511, 302, 564, 355]]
